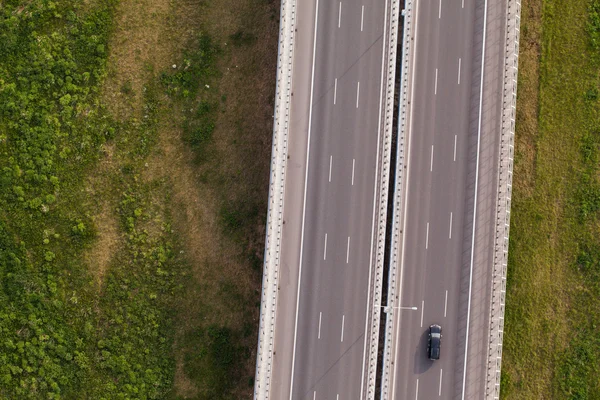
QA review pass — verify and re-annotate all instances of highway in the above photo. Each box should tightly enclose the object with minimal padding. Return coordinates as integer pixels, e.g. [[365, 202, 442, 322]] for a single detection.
[[267, 0, 392, 399], [389, 0, 476, 398], [386, 0, 509, 399]]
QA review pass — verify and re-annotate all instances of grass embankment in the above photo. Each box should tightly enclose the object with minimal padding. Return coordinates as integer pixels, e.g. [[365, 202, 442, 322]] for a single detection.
[[502, 0, 600, 398], [0, 0, 277, 398]]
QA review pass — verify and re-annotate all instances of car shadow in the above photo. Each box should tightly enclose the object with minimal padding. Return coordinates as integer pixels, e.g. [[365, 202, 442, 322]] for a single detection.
[[413, 328, 434, 374]]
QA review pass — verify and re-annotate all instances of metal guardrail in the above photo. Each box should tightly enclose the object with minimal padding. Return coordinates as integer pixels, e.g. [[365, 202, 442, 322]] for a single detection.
[[253, 0, 296, 398], [484, 0, 521, 398], [379, 0, 414, 398]]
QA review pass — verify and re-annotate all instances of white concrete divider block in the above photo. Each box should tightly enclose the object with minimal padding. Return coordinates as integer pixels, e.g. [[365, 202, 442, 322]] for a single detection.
[[380, 1, 415, 398], [254, 0, 297, 399], [361, 0, 400, 398], [484, 0, 521, 398]]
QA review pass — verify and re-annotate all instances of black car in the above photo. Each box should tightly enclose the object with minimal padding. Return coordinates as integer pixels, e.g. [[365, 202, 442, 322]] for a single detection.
[[428, 324, 442, 360]]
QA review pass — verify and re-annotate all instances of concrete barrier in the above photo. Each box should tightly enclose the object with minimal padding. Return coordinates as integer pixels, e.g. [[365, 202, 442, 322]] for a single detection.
[[484, 0, 521, 398], [253, 0, 296, 398], [379, 1, 414, 398], [361, 0, 401, 397]]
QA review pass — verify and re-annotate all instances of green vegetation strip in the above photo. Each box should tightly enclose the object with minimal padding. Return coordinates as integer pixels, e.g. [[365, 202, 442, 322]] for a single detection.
[[0, 1, 228, 398], [502, 0, 600, 398]]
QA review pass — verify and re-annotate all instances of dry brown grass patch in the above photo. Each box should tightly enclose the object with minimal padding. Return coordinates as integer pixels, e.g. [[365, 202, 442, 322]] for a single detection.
[[514, 0, 542, 199], [85, 202, 120, 288], [102, 0, 175, 120]]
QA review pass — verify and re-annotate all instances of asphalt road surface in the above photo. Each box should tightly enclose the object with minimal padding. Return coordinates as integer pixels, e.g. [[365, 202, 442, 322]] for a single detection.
[[268, 0, 390, 399], [388, 0, 508, 399]]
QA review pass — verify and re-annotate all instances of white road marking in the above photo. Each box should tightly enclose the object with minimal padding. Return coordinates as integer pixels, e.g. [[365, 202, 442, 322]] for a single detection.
[[463, 0, 489, 397], [324, 233, 328, 260], [415, 379, 419, 400], [439, 369, 443, 396], [425, 222, 430, 250], [359, 0, 388, 393], [352, 158, 356, 185], [449, 212, 453, 239], [289, 0, 319, 397], [462, 0, 465, 8], [314, 392, 316, 400], [430, 145, 434, 172], [361, 5, 365, 31], [420, 300, 424, 327], [438, 0, 442, 19], [458, 58, 462, 84], [338, 2, 342, 28], [346, 236, 351, 264], [454, 134, 457, 161], [444, 290, 448, 317], [434, 68, 438, 95], [356, 81, 360, 108], [341, 315, 345, 342], [334, 78, 338, 105], [391, 0, 420, 398], [318, 312, 323, 339], [329, 155, 333, 182]]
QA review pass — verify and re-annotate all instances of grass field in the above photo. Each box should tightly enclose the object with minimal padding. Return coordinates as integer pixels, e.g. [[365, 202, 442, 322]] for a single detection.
[[502, 0, 600, 398], [0, 0, 277, 398]]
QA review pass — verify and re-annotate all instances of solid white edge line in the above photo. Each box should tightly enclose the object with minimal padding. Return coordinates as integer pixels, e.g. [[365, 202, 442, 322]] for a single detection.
[[462, 0, 488, 397], [458, 57, 462, 85], [347, 236, 351, 264], [449, 212, 453, 239], [352, 158, 356, 186], [334, 78, 338, 105], [318, 312, 322, 339], [329, 155, 333, 182], [444, 290, 448, 317], [356, 81, 360, 108], [420, 300, 424, 327], [425, 222, 429, 249], [361, 5, 365, 32], [439, 369, 443, 396], [391, 1, 420, 398], [324, 233, 328, 260], [454, 134, 457, 161], [434, 68, 438, 95], [289, 0, 320, 397], [359, 0, 388, 395]]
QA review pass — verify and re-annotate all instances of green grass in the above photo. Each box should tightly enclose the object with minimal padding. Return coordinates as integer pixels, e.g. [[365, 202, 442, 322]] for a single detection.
[[0, 0, 277, 397], [0, 1, 190, 398], [501, 0, 600, 398]]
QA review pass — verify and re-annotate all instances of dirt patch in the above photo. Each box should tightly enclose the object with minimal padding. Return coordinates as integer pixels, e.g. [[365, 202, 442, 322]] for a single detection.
[[99, 0, 278, 396], [102, 0, 175, 120], [85, 202, 119, 288], [83, 142, 120, 288]]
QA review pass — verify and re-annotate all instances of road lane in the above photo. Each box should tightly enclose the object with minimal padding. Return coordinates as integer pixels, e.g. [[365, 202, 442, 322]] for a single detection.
[[269, 0, 390, 398], [390, 0, 477, 399]]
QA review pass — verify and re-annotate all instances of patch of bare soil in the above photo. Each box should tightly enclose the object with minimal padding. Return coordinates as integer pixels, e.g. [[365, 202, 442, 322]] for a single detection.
[[101, 0, 175, 121]]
